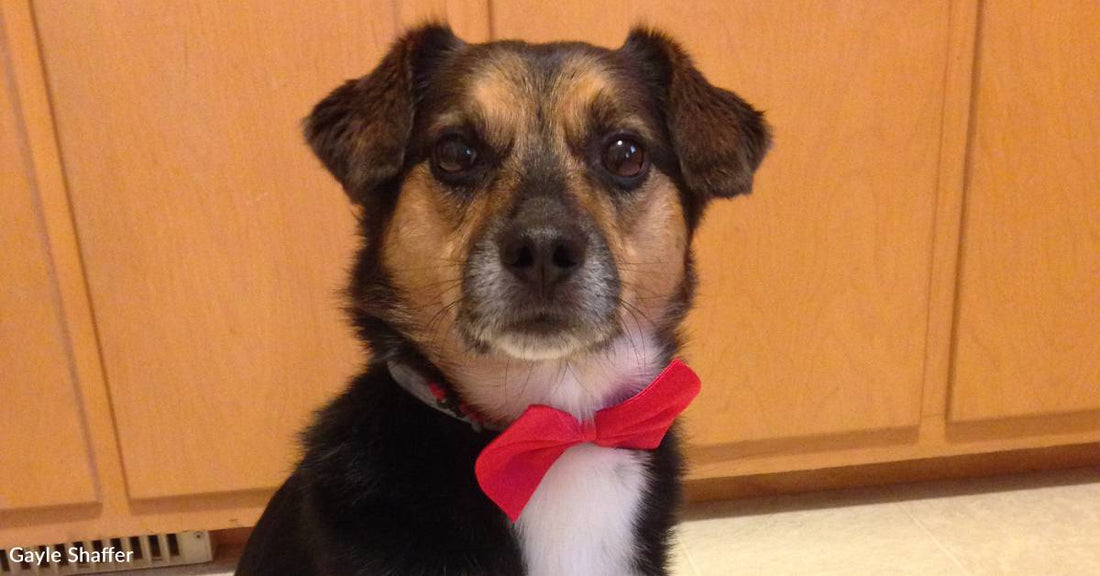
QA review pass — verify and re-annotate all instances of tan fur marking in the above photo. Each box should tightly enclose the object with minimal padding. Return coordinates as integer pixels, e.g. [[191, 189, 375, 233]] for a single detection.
[[616, 174, 688, 323], [382, 166, 520, 375], [381, 168, 465, 345], [554, 56, 654, 145], [554, 55, 613, 133], [469, 53, 533, 147]]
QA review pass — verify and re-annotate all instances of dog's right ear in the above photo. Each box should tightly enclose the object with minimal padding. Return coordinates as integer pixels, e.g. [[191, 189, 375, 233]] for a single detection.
[[304, 24, 461, 204]]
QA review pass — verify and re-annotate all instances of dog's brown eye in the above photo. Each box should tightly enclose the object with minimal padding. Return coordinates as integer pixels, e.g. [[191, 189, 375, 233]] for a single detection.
[[434, 136, 478, 174], [602, 138, 646, 179]]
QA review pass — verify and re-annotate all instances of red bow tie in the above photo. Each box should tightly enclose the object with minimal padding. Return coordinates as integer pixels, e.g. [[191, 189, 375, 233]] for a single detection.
[[474, 359, 701, 521]]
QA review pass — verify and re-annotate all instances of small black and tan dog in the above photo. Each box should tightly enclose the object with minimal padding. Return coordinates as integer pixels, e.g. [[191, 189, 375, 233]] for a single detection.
[[237, 23, 769, 576]]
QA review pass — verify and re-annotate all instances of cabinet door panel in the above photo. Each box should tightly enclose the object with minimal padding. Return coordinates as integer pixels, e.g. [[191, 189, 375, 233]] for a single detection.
[[951, 1, 1100, 422], [0, 35, 97, 510], [32, 1, 418, 499], [493, 0, 949, 448]]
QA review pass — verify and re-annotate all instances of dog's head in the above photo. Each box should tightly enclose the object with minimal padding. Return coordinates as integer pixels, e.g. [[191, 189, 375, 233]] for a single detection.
[[307, 24, 769, 380]]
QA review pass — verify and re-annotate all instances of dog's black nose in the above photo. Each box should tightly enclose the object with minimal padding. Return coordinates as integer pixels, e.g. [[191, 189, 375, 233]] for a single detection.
[[499, 226, 588, 289]]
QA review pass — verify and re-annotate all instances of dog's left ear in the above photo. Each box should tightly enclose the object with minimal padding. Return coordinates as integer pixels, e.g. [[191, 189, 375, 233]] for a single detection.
[[304, 24, 462, 204], [621, 27, 771, 200]]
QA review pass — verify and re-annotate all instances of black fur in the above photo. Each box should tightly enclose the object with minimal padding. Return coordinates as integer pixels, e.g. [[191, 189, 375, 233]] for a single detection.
[[239, 368, 526, 575], [238, 23, 769, 576]]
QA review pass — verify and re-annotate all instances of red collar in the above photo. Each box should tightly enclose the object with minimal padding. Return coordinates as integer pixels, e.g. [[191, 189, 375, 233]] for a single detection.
[[387, 361, 498, 431]]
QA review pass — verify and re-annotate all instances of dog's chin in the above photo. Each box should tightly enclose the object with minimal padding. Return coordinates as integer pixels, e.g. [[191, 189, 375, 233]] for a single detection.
[[491, 331, 589, 361], [464, 316, 616, 361]]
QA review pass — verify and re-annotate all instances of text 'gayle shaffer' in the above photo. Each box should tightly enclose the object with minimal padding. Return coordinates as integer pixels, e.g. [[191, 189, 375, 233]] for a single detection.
[[7, 546, 134, 566]]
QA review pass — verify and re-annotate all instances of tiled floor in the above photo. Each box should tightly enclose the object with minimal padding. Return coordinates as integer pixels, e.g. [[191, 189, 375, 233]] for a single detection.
[[672, 467, 1100, 576], [114, 467, 1100, 576]]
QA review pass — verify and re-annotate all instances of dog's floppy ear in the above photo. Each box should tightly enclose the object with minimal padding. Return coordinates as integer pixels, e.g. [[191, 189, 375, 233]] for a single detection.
[[305, 24, 461, 204], [622, 27, 771, 200]]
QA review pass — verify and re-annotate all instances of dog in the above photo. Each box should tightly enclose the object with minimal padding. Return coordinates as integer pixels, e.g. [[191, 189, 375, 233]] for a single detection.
[[237, 23, 769, 576]]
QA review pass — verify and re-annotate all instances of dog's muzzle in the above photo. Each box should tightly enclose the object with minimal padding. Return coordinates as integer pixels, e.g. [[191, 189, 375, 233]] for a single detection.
[[458, 195, 620, 358]]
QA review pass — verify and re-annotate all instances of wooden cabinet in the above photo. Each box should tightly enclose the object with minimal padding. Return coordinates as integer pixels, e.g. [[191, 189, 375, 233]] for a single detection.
[[2, 0, 1097, 548], [33, 0, 371, 500], [0, 30, 98, 511], [951, 0, 1100, 423]]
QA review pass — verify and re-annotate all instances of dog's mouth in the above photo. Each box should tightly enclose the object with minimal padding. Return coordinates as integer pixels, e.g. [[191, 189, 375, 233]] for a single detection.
[[457, 256, 621, 361], [457, 298, 621, 360], [508, 311, 575, 335], [489, 320, 617, 361]]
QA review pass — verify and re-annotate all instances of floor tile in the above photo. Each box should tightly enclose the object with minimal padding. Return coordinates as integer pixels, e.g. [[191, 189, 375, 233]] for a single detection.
[[677, 487, 971, 576], [893, 468, 1100, 576]]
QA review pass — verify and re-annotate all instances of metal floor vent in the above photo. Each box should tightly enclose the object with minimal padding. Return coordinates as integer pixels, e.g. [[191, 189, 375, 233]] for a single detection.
[[1, 531, 213, 574]]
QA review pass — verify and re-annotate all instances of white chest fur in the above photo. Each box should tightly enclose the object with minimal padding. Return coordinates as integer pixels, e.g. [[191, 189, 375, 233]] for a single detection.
[[516, 444, 649, 576]]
